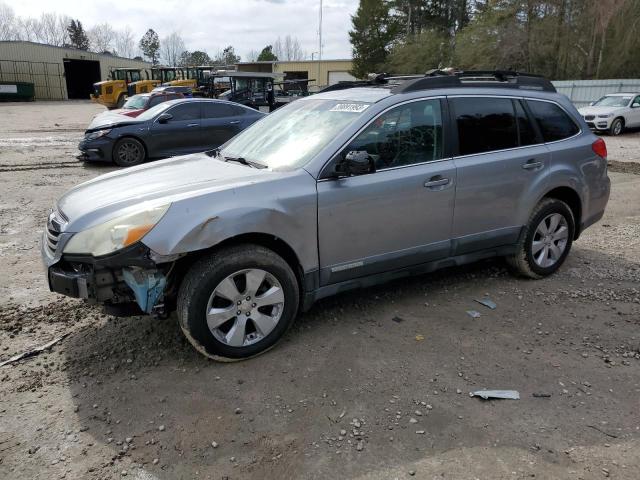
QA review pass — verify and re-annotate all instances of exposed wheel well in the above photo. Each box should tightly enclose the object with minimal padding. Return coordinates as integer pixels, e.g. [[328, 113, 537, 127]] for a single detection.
[[171, 233, 305, 302], [543, 187, 582, 239]]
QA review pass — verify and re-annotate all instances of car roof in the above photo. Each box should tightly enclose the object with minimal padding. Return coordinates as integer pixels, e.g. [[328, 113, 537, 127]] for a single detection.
[[160, 98, 257, 109], [305, 87, 393, 103], [604, 93, 637, 96]]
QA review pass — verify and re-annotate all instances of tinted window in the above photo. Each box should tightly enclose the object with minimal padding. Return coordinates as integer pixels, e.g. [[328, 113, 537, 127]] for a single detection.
[[147, 95, 166, 108], [344, 99, 443, 169], [452, 97, 517, 155], [203, 102, 237, 119], [515, 100, 539, 146], [527, 100, 579, 142], [167, 102, 200, 121], [633, 96, 640, 106]]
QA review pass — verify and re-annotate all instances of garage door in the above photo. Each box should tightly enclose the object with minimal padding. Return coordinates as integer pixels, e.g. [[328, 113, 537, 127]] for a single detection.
[[328, 71, 356, 85]]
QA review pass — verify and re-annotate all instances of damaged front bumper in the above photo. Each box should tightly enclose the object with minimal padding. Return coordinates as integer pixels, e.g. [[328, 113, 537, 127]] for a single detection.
[[43, 238, 172, 316]]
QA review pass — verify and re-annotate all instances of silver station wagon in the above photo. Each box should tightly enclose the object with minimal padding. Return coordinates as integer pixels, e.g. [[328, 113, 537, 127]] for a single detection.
[[42, 70, 610, 360]]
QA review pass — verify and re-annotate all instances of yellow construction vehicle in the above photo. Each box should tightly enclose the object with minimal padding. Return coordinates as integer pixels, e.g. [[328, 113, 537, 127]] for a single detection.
[[90, 68, 159, 109]]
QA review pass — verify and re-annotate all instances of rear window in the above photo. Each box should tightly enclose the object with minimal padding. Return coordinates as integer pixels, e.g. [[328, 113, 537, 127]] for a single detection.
[[526, 100, 579, 142], [452, 97, 518, 155]]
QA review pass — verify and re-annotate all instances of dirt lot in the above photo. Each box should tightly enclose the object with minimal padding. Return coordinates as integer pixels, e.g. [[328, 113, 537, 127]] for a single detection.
[[1, 101, 639, 480]]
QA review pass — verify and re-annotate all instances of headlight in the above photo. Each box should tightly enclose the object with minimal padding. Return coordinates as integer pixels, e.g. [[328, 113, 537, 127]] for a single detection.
[[84, 129, 111, 141], [597, 114, 613, 118], [64, 204, 170, 256]]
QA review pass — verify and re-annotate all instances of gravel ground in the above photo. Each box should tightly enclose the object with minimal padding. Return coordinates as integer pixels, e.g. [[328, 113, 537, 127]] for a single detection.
[[1, 101, 639, 480]]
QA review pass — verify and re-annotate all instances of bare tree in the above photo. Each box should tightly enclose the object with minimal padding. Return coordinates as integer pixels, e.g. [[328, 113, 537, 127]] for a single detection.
[[273, 35, 305, 61], [161, 32, 185, 66], [245, 49, 259, 62], [35, 12, 70, 46], [0, 2, 17, 41], [88, 23, 115, 53], [115, 26, 135, 58]]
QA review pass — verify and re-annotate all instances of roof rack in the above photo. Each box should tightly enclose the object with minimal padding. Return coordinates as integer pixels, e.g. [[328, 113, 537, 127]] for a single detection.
[[391, 70, 556, 93], [319, 70, 556, 94]]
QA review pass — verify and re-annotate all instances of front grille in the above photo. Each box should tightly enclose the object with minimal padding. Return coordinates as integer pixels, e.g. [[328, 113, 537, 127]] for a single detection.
[[584, 115, 595, 121], [45, 209, 66, 256]]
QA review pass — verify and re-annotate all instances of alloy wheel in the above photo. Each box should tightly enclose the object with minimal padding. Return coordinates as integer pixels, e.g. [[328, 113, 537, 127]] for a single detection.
[[205, 269, 285, 347], [613, 120, 622, 135], [118, 142, 141, 164], [531, 213, 569, 268]]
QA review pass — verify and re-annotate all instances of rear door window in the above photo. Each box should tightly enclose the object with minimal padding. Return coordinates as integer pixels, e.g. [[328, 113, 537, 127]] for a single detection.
[[515, 100, 539, 146], [203, 102, 237, 119], [526, 100, 579, 142], [451, 97, 518, 155]]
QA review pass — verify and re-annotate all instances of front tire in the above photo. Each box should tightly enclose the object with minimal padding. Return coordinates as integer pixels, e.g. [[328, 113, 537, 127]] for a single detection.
[[609, 118, 624, 136], [177, 244, 300, 361], [507, 198, 575, 279], [112, 137, 146, 167]]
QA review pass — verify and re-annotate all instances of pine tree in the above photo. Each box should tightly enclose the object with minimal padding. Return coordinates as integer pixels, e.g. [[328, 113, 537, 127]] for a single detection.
[[349, 0, 398, 78], [139, 29, 160, 65], [66, 19, 89, 50], [257, 45, 278, 61]]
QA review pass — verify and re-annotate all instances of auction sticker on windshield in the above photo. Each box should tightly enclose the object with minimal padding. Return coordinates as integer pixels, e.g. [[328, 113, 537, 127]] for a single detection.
[[330, 103, 370, 113]]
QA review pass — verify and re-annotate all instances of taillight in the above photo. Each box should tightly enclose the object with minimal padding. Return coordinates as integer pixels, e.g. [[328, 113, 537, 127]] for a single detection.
[[592, 137, 607, 159]]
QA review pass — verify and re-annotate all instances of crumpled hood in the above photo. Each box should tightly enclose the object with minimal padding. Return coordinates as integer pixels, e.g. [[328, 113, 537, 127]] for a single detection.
[[578, 106, 624, 116], [87, 111, 142, 131], [57, 153, 277, 232]]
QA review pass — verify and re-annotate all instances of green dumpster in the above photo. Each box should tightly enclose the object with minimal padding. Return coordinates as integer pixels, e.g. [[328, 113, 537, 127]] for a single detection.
[[0, 82, 35, 101]]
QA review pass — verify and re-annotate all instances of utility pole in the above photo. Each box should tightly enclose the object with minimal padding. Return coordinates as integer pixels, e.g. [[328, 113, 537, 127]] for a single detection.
[[318, 0, 323, 88]]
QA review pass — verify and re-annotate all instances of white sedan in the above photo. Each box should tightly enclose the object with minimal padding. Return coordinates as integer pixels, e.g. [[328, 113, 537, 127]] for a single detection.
[[578, 93, 640, 136]]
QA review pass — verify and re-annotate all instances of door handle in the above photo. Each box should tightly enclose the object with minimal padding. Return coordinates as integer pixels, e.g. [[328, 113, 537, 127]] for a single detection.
[[522, 159, 543, 170], [187, 123, 199, 127], [229, 120, 240, 124], [424, 177, 450, 188]]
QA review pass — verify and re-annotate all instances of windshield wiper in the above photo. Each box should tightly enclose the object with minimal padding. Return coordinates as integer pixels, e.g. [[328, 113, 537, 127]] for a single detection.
[[223, 156, 268, 169]]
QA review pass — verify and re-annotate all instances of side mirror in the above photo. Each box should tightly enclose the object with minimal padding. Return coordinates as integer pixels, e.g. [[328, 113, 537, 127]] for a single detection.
[[333, 150, 375, 177], [632, 103, 640, 108], [589, 102, 594, 106], [157, 112, 173, 124]]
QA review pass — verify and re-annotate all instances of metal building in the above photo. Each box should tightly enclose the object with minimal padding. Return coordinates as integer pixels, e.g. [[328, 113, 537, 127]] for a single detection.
[[552, 79, 640, 107], [236, 59, 355, 90], [0, 41, 151, 100]]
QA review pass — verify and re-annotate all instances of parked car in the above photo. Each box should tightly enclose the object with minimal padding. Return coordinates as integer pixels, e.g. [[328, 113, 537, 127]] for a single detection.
[[77, 98, 265, 167], [44, 71, 610, 361], [116, 91, 183, 117], [578, 93, 640, 135], [152, 85, 193, 98]]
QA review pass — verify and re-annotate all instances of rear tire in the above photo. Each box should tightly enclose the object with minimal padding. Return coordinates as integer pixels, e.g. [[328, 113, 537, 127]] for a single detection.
[[112, 137, 146, 167], [609, 117, 624, 136], [506, 198, 575, 279], [177, 244, 299, 361]]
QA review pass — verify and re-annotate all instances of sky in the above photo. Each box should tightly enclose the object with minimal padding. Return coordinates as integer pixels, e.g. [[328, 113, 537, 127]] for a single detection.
[[9, 0, 359, 60]]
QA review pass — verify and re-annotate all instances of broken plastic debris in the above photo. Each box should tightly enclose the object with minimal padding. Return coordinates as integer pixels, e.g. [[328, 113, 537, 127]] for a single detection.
[[471, 390, 520, 400], [466, 310, 481, 319], [474, 298, 497, 309], [415, 334, 425, 341]]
